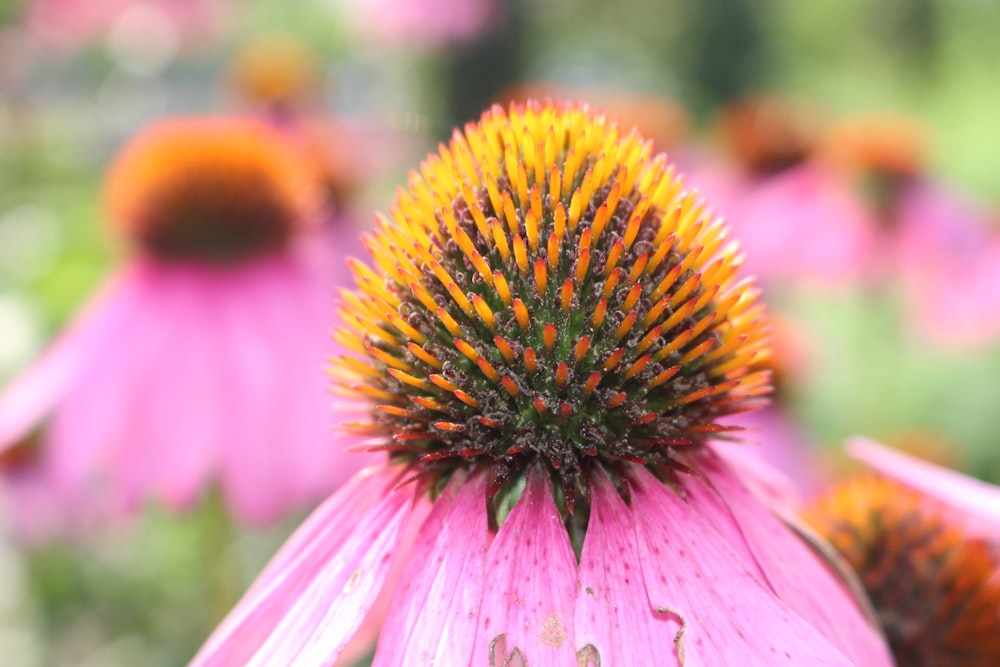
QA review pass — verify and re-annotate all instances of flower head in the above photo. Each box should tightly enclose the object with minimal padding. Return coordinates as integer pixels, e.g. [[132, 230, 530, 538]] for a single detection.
[[105, 118, 322, 264], [227, 35, 322, 111], [848, 438, 1000, 543], [719, 96, 821, 175], [821, 113, 926, 182], [806, 475, 1000, 666], [334, 101, 770, 513], [0, 116, 362, 527], [191, 102, 891, 666]]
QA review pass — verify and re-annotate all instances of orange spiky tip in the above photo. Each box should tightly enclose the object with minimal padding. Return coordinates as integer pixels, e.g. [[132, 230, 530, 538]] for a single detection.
[[333, 101, 770, 502], [719, 96, 821, 175], [820, 114, 926, 180], [228, 35, 321, 109], [497, 83, 689, 152], [805, 476, 1000, 667], [105, 118, 322, 263]]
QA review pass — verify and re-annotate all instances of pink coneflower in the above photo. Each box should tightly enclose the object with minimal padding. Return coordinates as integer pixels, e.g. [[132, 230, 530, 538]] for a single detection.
[[806, 474, 1000, 665], [847, 437, 1000, 544], [226, 35, 323, 113], [189, 102, 891, 665], [822, 114, 1000, 346], [690, 97, 876, 291], [0, 118, 367, 527]]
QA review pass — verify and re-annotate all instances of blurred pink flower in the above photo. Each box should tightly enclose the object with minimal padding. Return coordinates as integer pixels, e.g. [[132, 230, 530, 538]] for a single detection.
[[692, 162, 876, 290], [25, 0, 226, 53], [722, 407, 826, 502], [805, 471, 1000, 665], [187, 102, 891, 666], [822, 112, 1000, 346], [0, 118, 368, 529], [890, 180, 1000, 346], [847, 437, 1000, 544], [343, 0, 501, 50], [689, 98, 876, 290]]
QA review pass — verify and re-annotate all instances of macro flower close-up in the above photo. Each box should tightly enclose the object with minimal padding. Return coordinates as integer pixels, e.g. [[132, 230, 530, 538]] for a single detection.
[[0, 118, 366, 530], [2, 3, 1000, 665], [189, 101, 891, 666]]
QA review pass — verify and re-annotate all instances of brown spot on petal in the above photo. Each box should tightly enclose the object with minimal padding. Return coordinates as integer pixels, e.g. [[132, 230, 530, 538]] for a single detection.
[[343, 568, 362, 593], [576, 643, 601, 666], [539, 612, 567, 648], [490, 634, 527, 667]]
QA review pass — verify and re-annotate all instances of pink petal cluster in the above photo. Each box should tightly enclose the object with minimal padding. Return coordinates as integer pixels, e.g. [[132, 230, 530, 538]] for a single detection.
[[190, 449, 892, 666], [0, 238, 367, 528]]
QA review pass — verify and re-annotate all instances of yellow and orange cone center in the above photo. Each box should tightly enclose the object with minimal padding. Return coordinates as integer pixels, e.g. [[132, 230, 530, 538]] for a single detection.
[[105, 118, 322, 263], [806, 476, 1000, 666], [720, 97, 820, 175], [332, 101, 770, 506]]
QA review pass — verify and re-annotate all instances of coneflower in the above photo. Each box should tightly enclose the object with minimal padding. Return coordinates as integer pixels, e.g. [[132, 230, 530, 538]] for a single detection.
[[807, 473, 1000, 666], [190, 102, 892, 666], [688, 96, 875, 290], [0, 118, 368, 527]]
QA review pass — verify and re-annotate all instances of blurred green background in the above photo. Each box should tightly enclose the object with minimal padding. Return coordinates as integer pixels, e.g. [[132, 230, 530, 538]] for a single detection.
[[1, 0, 999, 664]]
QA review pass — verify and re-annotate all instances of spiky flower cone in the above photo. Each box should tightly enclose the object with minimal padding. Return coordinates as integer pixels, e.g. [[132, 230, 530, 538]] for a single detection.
[[333, 102, 770, 512], [189, 102, 894, 667], [807, 476, 1000, 666]]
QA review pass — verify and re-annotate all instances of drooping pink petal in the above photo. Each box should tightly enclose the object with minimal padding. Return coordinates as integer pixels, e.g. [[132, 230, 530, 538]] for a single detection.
[[372, 470, 489, 666], [114, 266, 223, 507], [575, 470, 682, 665], [0, 270, 142, 449], [213, 261, 295, 524], [262, 245, 368, 507], [42, 265, 181, 496], [190, 466, 411, 667], [694, 456, 893, 667], [735, 165, 874, 288], [629, 466, 855, 666], [336, 490, 434, 665], [473, 470, 577, 666], [847, 437, 1000, 541]]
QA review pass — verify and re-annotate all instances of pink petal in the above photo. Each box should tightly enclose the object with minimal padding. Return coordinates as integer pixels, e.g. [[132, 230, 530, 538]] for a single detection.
[[695, 457, 893, 667], [371, 470, 488, 666], [629, 466, 855, 666], [259, 253, 363, 506], [575, 470, 683, 665], [708, 440, 802, 511], [115, 268, 222, 511], [473, 470, 577, 665], [190, 466, 410, 667], [247, 486, 414, 666], [43, 267, 180, 495], [736, 165, 874, 287], [847, 437, 1000, 540], [0, 270, 142, 449], [214, 263, 293, 524]]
